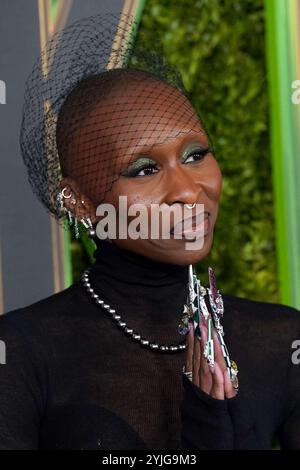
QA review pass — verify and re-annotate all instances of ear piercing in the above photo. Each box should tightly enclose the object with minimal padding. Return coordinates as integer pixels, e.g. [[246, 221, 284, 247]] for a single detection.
[[56, 187, 96, 239], [80, 216, 96, 238]]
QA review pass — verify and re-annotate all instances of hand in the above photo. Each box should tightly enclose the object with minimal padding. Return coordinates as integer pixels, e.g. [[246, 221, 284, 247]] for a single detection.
[[184, 317, 237, 400]]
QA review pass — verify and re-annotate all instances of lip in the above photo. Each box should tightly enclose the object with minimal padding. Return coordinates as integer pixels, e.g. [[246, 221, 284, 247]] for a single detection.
[[170, 211, 210, 237]]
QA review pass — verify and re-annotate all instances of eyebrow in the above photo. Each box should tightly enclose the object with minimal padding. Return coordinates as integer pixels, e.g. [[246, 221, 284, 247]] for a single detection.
[[124, 128, 208, 157], [127, 138, 210, 165], [180, 140, 210, 154]]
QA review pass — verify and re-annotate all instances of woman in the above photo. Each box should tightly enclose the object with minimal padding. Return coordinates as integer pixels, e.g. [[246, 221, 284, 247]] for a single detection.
[[0, 14, 300, 450]]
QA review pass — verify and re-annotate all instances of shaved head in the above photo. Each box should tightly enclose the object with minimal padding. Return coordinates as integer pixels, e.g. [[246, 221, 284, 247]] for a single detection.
[[56, 69, 205, 204]]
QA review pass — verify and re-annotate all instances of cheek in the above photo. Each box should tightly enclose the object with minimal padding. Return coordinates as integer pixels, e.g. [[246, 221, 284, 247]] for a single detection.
[[103, 180, 161, 236], [209, 158, 222, 198], [102, 178, 156, 212], [194, 157, 222, 201]]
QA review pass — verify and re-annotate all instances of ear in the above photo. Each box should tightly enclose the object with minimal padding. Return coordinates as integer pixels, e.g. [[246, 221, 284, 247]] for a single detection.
[[59, 177, 98, 224]]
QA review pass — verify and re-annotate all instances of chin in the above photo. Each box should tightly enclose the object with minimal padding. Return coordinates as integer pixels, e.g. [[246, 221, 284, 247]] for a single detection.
[[168, 235, 213, 266], [113, 229, 214, 266], [148, 231, 214, 266]]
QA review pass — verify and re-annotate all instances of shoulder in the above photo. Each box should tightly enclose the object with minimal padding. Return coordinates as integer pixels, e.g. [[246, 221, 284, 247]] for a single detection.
[[221, 292, 300, 343], [0, 280, 93, 367], [222, 292, 300, 321], [0, 280, 87, 335]]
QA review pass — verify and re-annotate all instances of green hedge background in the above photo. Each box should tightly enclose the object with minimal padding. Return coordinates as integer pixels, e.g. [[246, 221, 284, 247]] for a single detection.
[[71, 0, 279, 304]]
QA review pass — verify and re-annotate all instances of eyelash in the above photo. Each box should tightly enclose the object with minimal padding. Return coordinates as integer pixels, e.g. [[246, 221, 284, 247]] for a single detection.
[[127, 147, 212, 178]]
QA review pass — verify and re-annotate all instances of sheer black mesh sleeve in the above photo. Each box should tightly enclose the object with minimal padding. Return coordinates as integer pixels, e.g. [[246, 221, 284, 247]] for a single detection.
[[276, 319, 300, 449], [0, 311, 47, 449]]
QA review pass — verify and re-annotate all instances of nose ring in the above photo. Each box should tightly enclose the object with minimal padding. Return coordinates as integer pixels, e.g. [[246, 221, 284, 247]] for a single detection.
[[185, 203, 196, 209]]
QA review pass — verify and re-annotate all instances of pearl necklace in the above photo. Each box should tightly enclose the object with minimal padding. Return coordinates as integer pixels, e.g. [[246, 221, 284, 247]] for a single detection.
[[81, 269, 187, 353], [81, 267, 238, 390]]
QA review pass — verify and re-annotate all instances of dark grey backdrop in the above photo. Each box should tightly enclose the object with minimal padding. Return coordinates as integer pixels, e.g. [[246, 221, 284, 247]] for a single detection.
[[0, 0, 126, 313]]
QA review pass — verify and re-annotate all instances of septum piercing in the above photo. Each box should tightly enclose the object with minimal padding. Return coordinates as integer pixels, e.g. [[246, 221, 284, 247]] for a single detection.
[[185, 203, 196, 209]]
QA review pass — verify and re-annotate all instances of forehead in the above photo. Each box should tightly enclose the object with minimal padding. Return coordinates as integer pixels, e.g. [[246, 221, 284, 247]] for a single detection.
[[74, 78, 203, 156], [96, 78, 198, 122]]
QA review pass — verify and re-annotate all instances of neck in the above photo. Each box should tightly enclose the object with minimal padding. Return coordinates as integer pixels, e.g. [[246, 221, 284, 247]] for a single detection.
[[87, 239, 190, 344]]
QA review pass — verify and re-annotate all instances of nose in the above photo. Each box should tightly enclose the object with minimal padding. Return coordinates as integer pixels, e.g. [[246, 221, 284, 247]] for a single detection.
[[164, 164, 202, 206]]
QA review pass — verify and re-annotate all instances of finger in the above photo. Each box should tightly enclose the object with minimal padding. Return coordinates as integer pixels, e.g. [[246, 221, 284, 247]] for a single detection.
[[224, 369, 237, 399], [199, 321, 212, 394], [192, 326, 201, 388], [213, 328, 227, 373], [184, 325, 194, 374], [210, 362, 225, 400]]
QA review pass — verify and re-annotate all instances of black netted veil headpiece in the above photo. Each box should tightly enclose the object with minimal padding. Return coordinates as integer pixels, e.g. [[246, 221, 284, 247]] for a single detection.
[[20, 13, 212, 226]]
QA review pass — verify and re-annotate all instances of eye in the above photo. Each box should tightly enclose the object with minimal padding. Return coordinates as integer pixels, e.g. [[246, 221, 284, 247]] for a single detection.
[[183, 147, 212, 164], [135, 164, 159, 177], [121, 162, 159, 178]]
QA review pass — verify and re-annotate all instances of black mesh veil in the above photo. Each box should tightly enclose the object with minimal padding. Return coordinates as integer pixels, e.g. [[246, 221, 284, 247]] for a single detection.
[[19, 13, 213, 227]]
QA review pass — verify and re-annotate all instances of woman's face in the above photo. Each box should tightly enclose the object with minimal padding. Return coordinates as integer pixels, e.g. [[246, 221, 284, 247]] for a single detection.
[[63, 78, 222, 266], [104, 134, 222, 266]]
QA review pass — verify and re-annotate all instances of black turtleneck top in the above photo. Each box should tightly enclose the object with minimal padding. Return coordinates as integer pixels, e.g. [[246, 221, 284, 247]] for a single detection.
[[0, 239, 300, 450]]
